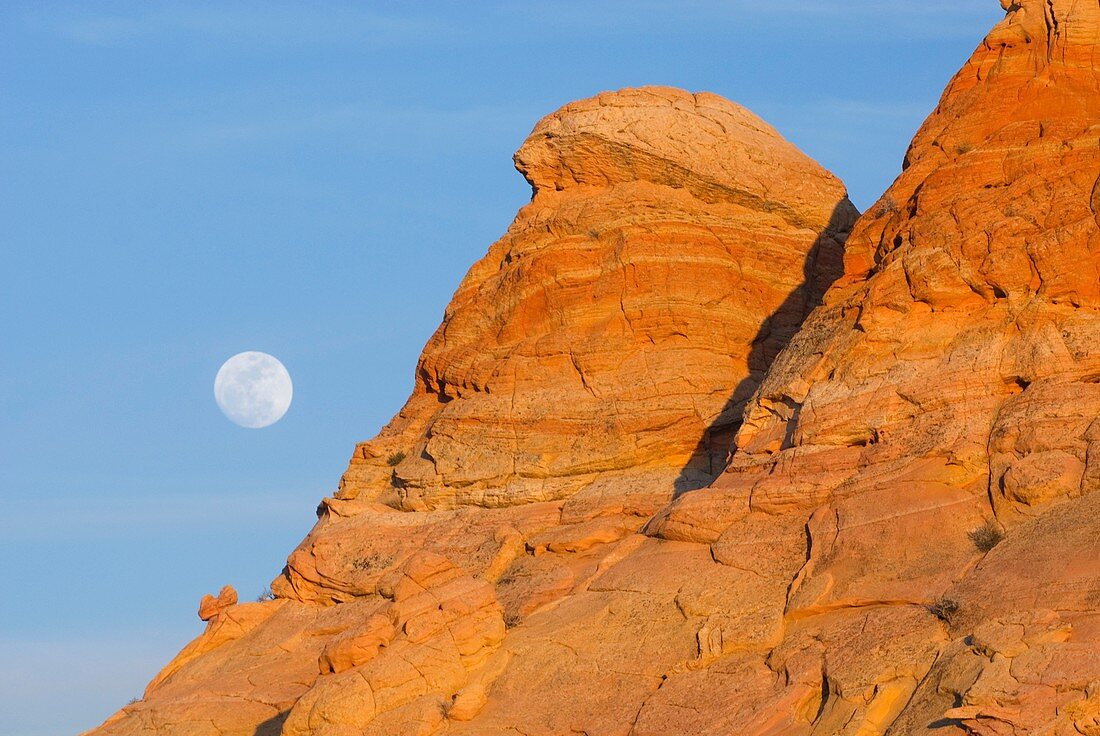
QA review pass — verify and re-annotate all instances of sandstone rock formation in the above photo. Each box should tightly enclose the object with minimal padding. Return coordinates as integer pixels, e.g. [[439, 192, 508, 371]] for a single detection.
[[85, 1, 1099, 734], [337, 85, 855, 513], [648, 0, 1100, 731], [198, 586, 237, 622], [86, 85, 855, 736]]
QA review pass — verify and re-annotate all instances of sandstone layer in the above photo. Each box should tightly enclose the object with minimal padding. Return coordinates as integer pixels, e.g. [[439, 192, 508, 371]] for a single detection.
[[338, 85, 855, 512], [86, 2, 1099, 734], [86, 86, 856, 735], [647, 0, 1100, 731]]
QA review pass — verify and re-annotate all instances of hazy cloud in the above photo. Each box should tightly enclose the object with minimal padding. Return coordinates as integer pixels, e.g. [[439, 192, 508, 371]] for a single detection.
[[34, 0, 1004, 47], [0, 493, 308, 541], [40, 3, 453, 47], [500, 0, 1003, 40], [188, 101, 537, 146]]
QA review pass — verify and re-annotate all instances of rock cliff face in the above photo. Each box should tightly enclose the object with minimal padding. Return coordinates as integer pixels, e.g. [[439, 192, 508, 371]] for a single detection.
[[642, 0, 1100, 732], [87, 2, 1099, 734], [338, 86, 854, 512]]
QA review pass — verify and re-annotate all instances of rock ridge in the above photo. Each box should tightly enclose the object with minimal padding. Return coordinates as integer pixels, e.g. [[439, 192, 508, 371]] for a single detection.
[[85, 2, 1099, 734], [337, 84, 856, 513]]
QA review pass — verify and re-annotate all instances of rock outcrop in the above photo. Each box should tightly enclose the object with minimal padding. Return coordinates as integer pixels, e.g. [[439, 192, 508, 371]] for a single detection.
[[338, 85, 855, 512], [86, 1, 1099, 734], [86, 86, 856, 735], [648, 0, 1100, 731]]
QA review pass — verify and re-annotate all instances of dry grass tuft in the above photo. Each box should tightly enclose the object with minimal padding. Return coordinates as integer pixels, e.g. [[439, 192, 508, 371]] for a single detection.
[[928, 596, 960, 625], [872, 196, 900, 218], [969, 519, 1005, 553]]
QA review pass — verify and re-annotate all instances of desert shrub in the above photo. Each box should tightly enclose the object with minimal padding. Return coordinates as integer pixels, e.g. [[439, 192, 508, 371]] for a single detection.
[[352, 553, 395, 571], [256, 586, 275, 602], [928, 596, 960, 625], [956, 141, 974, 154], [968, 519, 1005, 553], [872, 196, 900, 218], [386, 451, 407, 467]]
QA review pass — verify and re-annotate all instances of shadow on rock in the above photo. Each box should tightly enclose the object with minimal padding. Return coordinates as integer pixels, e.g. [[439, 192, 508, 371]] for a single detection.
[[673, 198, 858, 496], [253, 710, 289, 736]]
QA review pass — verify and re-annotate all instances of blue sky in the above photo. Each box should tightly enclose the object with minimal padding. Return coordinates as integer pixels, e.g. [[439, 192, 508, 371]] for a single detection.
[[0, 2, 1003, 733]]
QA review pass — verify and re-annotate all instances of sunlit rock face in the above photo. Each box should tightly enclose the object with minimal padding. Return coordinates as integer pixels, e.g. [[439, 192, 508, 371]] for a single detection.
[[85, 3, 1100, 735], [650, 0, 1100, 732], [338, 85, 856, 511], [85, 86, 856, 736]]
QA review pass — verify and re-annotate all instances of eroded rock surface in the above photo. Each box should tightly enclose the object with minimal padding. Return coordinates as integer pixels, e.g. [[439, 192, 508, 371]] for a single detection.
[[86, 2, 1099, 734], [648, 0, 1100, 732], [86, 85, 854, 736], [338, 85, 855, 512]]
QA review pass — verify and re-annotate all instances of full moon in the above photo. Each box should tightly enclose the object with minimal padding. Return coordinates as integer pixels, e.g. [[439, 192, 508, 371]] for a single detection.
[[214, 352, 293, 429]]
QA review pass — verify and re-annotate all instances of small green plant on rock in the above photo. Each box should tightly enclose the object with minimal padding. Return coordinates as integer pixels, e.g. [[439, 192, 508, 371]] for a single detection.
[[386, 451, 407, 467], [969, 518, 1005, 553], [955, 140, 974, 154]]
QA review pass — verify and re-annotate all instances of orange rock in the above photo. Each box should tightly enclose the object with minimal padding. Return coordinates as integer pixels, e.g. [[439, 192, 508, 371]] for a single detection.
[[692, 0, 1100, 731], [197, 584, 237, 621], [317, 612, 395, 674], [84, 3, 1100, 735], [86, 84, 853, 736], [339, 85, 855, 512]]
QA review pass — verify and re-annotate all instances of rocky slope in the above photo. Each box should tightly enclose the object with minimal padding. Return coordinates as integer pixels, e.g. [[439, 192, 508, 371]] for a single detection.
[[644, 0, 1100, 732], [87, 1, 1099, 734], [337, 86, 855, 513]]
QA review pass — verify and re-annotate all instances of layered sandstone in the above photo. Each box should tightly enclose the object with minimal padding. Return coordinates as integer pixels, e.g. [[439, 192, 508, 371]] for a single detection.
[[86, 2, 1099, 734], [338, 85, 855, 512], [647, 0, 1100, 732], [85, 87, 856, 735]]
